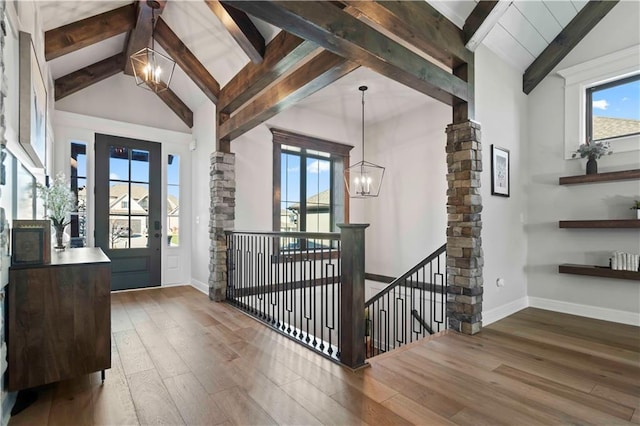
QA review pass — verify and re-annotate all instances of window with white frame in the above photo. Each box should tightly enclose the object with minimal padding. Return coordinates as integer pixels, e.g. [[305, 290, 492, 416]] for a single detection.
[[558, 46, 640, 158]]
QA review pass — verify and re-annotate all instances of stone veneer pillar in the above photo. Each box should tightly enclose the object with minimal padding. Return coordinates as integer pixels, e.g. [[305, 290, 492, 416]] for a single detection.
[[445, 120, 483, 335], [209, 151, 235, 302]]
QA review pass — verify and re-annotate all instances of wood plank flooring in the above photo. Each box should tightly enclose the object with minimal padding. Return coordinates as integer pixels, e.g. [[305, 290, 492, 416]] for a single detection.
[[9, 285, 640, 425]]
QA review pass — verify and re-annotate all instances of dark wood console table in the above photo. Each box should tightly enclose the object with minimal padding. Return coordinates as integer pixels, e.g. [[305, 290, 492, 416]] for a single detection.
[[7, 247, 111, 391]]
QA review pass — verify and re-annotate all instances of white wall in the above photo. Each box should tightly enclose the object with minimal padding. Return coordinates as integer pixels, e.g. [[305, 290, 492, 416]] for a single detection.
[[475, 44, 530, 324], [364, 101, 450, 275], [56, 74, 192, 134], [526, 1, 640, 325], [190, 102, 216, 292]]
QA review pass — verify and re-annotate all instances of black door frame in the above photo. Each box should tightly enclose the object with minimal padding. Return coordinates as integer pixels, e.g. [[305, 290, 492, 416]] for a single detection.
[[95, 134, 162, 290]]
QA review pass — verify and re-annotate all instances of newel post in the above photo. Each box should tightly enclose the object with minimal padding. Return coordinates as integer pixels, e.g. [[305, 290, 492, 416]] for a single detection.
[[337, 223, 369, 370]]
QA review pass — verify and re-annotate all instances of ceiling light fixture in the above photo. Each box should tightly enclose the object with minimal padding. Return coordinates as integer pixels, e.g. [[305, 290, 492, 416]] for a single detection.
[[130, 0, 175, 93], [344, 86, 385, 198]]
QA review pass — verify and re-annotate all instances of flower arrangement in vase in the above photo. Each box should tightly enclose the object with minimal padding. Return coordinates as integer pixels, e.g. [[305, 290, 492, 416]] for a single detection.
[[571, 139, 612, 175], [36, 172, 76, 250], [632, 200, 640, 220]]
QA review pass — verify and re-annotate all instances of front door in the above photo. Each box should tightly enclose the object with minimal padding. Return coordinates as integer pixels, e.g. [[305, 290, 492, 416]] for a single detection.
[[95, 134, 162, 290]]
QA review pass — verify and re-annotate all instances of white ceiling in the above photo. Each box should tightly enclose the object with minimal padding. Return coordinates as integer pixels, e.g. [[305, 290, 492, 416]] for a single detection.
[[38, 1, 589, 121]]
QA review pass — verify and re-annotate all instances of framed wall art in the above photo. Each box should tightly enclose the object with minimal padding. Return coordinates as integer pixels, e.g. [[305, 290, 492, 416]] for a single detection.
[[19, 31, 46, 169], [12, 220, 51, 265], [491, 145, 510, 197]]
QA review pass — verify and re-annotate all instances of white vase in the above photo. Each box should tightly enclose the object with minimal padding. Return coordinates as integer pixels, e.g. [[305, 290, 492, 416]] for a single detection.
[[637, 209, 640, 220]]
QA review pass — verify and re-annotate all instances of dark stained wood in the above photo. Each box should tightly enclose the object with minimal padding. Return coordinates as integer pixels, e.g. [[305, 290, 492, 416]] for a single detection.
[[8, 248, 111, 391], [124, 0, 167, 76], [452, 60, 474, 123], [54, 53, 125, 101], [463, 1, 499, 46], [523, 1, 619, 94], [217, 112, 231, 153], [559, 219, 640, 229], [343, 0, 472, 68], [271, 128, 353, 156], [205, 0, 265, 64], [9, 289, 640, 426], [45, 4, 136, 61], [218, 32, 318, 114], [559, 264, 640, 281], [338, 224, 369, 369], [155, 87, 194, 128], [224, 1, 469, 107], [558, 169, 640, 185], [154, 18, 220, 104], [219, 50, 359, 141], [365, 272, 395, 284]]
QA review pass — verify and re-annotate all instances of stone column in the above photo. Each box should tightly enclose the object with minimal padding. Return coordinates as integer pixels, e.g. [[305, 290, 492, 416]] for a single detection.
[[445, 120, 483, 335], [209, 151, 235, 302]]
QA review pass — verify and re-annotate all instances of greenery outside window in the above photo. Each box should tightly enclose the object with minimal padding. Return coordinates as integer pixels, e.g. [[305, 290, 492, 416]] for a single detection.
[[586, 74, 640, 143]]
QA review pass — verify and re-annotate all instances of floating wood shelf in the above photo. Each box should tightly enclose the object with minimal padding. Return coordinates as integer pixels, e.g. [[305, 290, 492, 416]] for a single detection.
[[559, 169, 640, 185], [559, 219, 640, 229], [559, 264, 640, 281]]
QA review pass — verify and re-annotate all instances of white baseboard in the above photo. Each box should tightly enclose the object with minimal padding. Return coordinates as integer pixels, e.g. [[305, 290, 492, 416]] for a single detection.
[[190, 279, 209, 295], [529, 296, 640, 327], [483, 297, 529, 326]]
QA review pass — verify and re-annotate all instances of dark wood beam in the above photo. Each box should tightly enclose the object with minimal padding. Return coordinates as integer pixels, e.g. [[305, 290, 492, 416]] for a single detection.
[[205, 0, 265, 64], [464, 1, 510, 52], [154, 18, 220, 104], [45, 4, 136, 61], [224, 1, 469, 107], [124, 0, 167, 75], [342, 0, 472, 68], [523, 0, 619, 94], [55, 53, 126, 100], [218, 31, 318, 114], [155, 87, 194, 128], [219, 51, 358, 141]]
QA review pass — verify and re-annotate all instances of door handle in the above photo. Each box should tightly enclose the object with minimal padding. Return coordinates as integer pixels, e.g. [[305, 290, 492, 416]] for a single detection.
[[154, 233, 161, 238]]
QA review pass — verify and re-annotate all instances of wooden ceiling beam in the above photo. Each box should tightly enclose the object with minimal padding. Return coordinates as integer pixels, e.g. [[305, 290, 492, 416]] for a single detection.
[[154, 18, 220, 104], [205, 0, 265, 64], [342, 0, 472, 68], [45, 4, 136, 61], [124, 0, 167, 75], [219, 51, 358, 141], [224, 1, 469, 107], [523, 0, 619, 94], [155, 87, 194, 128], [464, 1, 511, 52], [55, 53, 126, 100], [218, 31, 318, 114]]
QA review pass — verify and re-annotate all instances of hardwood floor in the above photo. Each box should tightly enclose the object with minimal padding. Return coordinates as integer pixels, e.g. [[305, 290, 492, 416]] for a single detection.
[[9, 286, 640, 425]]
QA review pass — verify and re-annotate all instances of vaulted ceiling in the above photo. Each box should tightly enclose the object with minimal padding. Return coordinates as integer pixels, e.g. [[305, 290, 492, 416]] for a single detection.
[[39, 0, 618, 136]]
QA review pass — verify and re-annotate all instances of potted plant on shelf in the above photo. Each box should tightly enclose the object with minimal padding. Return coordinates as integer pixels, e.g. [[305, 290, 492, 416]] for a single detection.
[[571, 139, 612, 175], [632, 200, 640, 220], [36, 172, 76, 250]]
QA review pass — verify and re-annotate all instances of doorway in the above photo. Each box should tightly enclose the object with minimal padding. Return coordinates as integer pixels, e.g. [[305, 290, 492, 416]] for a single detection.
[[95, 134, 162, 290]]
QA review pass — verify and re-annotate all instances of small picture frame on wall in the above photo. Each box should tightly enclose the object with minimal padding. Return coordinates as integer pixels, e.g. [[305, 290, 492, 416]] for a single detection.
[[12, 220, 51, 265], [491, 145, 510, 197]]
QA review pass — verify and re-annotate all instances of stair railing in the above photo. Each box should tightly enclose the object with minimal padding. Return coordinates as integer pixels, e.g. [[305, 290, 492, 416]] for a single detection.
[[364, 243, 447, 358]]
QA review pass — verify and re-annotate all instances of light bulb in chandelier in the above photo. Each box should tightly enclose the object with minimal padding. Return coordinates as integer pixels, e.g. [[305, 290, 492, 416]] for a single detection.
[[130, 1, 175, 93]]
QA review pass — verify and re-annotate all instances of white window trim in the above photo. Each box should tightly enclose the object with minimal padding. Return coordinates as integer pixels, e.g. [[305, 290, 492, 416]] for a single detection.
[[557, 45, 640, 159]]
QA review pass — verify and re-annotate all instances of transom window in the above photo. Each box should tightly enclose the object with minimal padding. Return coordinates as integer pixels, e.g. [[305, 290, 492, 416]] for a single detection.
[[587, 74, 640, 142]]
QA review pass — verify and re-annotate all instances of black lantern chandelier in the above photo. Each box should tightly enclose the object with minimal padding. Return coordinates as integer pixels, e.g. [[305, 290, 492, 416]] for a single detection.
[[344, 86, 385, 198], [130, 0, 175, 93]]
